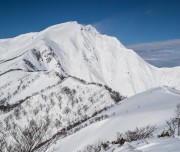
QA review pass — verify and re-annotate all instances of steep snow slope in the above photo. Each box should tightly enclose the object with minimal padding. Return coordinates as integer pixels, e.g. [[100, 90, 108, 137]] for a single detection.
[[46, 87, 180, 152], [1, 21, 180, 96]]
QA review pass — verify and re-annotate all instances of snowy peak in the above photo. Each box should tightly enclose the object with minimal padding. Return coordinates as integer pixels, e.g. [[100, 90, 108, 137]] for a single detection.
[[0, 22, 180, 97]]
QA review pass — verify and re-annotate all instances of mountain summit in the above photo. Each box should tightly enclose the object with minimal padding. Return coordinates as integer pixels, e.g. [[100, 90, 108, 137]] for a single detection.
[[1, 22, 180, 97], [0, 22, 180, 152]]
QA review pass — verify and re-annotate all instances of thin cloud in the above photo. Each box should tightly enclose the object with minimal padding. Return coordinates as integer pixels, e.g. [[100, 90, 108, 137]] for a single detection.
[[127, 39, 180, 51], [91, 18, 116, 35], [127, 39, 180, 68]]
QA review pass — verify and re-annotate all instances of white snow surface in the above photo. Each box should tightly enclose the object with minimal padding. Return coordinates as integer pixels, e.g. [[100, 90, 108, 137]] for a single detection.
[[1, 21, 180, 152], [0, 21, 180, 96], [106, 137, 180, 152], [47, 87, 180, 152]]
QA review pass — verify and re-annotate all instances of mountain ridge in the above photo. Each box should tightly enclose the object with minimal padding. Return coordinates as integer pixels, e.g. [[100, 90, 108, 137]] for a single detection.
[[1, 21, 180, 97]]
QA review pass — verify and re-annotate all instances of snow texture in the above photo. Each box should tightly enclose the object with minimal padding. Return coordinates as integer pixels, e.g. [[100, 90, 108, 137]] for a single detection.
[[0, 21, 180, 152]]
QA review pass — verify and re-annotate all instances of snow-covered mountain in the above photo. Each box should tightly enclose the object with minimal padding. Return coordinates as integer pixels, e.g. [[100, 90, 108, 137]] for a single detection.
[[1, 21, 180, 97], [0, 21, 180, 152]]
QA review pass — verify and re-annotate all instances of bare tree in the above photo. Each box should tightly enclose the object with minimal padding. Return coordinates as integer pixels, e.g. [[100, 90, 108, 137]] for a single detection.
[[166, 118, 177, 137], [0, 133, 6, 152], [115, 132, 126, 145], [125, 125, 156, 142], [1, 116, 51, 152], [175, 103, 180, 136], [77, 143, 101, 152], [63, 106, 71, 116], [164, 103, 180, 137]]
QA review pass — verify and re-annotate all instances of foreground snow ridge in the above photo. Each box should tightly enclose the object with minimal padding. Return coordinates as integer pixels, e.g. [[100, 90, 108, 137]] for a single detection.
[[0, 21, 180, 152], [79, 137, 180, 152], [46, 87, 180, 152]]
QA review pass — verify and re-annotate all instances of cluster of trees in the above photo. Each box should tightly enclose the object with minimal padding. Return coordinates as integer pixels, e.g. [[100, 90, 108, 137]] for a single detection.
[[78, 125, 156, 152], [115, 125, 156, 144], [0, 117, 52, 152]]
